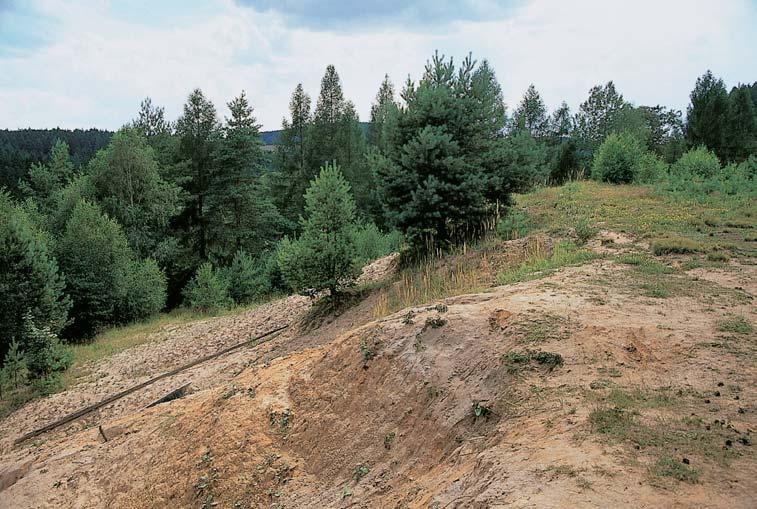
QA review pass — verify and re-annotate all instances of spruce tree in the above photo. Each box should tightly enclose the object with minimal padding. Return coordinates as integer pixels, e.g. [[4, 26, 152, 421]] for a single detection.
[[725, 84, 757, 162], [369, 75, 399, 150], [278, 162, 360, 297], [511, 84, 548, 138], [175, 89, 220, 261], [686, 70, 729, 160], [272, 83, 313, 227], [208, 91, 284, 263]]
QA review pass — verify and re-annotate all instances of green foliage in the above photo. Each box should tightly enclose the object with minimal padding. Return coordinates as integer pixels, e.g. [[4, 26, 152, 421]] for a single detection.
[[183, 262, 232, 313], [497, 209, 531, 240], [652, 456, 699, 483], [22, 312, 71, 381], [591, 133, 643, 184], [224, 250, 281, 305], [376, 53, 536, 251], [0, 192, 70, 361], [118, 258, 167, 323], [88, 127, 181, 259], [636, 152, 668, 183], [716, 316, 753, 334], [0, 340, 26, 394], [350, 223, 400, 266], [56, 200, 165, 338], [671, 146, 721, 179], [574, 217, 597, 244], [511, 84, 548, 138], [278, 163, 360, 296], [686, 70, 729, 160]]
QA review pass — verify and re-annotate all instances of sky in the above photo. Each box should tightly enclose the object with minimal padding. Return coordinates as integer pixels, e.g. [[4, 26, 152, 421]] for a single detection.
[[0, 0, 755, 132]]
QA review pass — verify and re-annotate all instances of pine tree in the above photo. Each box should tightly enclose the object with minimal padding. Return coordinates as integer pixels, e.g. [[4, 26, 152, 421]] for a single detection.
[[549, 102, 573, 140], [272, 83, 313, 227], [278, 162, 360, 297], [0, 192, 70, 362], [725, 84, 757, 162], [511, 84, 548, 138], [310, 65, 346, 168], [575, 81, 627, 151], [0, 340, 26, 394], [175, 89, 220, 261], [19, 140, 75, 215], [56, 200, 133, 338], [369, 75, 399, 150], [133, 97, 171, 139], [208, 91, 284, 263], [686, 70, 729, 160], [374, 53, 528, 250]]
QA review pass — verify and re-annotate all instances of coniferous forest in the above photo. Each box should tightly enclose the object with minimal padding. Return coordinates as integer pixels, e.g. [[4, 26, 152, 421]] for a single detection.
[[1, 54, 756, 401]]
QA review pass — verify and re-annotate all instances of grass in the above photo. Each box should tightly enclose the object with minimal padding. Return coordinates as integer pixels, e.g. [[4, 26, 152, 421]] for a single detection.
[[651, 236, 705, 256], [502, 350, 564, 374], [716, 315, 753, 335], [496, 241, 599, 285], [587, 386, 741, 481]]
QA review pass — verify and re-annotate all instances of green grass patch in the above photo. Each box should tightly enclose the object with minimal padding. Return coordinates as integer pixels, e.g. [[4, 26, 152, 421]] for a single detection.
[[716, 316, 753, 335], [651, 236, 704, 256], [652, 456, 699, 483], [497, 241, 599, 285], [502, 349, 564, 374]]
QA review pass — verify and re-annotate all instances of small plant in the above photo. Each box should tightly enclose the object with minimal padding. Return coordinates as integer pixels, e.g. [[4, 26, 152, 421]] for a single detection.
[[384, 432, 396, 449], [269, 408, 292, 431], [716, 316, 753, 334], [502, 350, 564, 373], [472, 400, 493, 419], [651, 237, 703, 256], [433, 303, 448, 313], [352, 464, 370, 482], [706, 251, 729, 262], [652, 456, 699, 483], [574, 217, 597, 245], [642, 282, 669, 298], [497, 209, 532, 240], [424, 316, 447, 329], [359, 339, 375, 362]]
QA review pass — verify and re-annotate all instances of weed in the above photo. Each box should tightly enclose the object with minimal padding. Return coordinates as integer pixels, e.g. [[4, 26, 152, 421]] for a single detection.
[[575, 217, 598, 244], [497, 241, 599, 285], [269, 409, 292, 431], [352, 464, 370, 482], [502, 350, 563, 373], [716, 316, 753, 334], [642, 282, 669, 298], [472, 400, 493, 419], [384, 432, 396, 449], [497, 209, 532, 240], [651, 237, 704, 256], [359, 339, 376, 361], [424, 316, 447, 329], [652, 456, 699, 483], [706, 251, 729, 262]]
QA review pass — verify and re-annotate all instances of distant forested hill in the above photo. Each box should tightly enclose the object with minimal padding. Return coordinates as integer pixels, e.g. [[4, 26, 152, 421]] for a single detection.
[[0, 128, 112, 193], [260, 122, 370, 147]]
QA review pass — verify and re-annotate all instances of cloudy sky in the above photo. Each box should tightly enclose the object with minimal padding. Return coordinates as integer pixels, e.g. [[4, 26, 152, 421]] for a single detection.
[[1, 0, 754, 131]]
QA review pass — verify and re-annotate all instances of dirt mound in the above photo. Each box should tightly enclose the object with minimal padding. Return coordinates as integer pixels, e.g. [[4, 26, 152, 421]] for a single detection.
[[1, 255, 756, 508]]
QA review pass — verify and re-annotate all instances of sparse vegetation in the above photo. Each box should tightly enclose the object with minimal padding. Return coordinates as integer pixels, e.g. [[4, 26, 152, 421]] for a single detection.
[[716, 316, 753, 334], [502, 350, 563, 374], [652, 456, 699, 483]]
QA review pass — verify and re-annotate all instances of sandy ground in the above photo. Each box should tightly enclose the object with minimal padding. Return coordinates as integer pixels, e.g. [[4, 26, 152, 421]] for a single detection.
[[0, 246, 755, 508]]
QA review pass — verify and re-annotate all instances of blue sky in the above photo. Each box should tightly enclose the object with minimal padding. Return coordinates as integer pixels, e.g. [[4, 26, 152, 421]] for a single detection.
[[0, 0, 755, 131]]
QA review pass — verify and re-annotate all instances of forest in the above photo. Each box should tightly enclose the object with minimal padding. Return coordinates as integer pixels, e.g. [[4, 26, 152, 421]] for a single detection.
[[1, 52, 755, 402]]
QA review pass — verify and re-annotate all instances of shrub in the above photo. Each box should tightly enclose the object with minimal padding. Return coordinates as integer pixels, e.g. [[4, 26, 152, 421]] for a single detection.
[[636, 152, 668, 183], [591, 133, 643, 184], [224, 250, 281, 305], [183, 262, 233, 313], [351, 222, 401, 267], [497, 209, 531, 240], [574, 217, 597, 244], [278, 163, 361, 297], [118, 258, 167, 323], [0, 192, 71, 361], [22, 312, 71, 381], [672, 146, 721, 178], [0, 340, 26, 394]]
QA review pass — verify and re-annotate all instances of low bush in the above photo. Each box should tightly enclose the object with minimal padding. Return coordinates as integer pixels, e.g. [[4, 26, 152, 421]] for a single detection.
[[497, 209, 531, 240], [651, 237, 704, 255], [591, 133, 643, 184], [183, 262, 233, 313], [671, 146, 720, 179], [636, 152, 668, 184], [351, 223, 401, 267], [118, 258, 167, 323]]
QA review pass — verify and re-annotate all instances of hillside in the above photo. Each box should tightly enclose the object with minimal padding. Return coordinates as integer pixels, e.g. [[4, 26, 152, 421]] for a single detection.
[[0, 182, 755, 508]]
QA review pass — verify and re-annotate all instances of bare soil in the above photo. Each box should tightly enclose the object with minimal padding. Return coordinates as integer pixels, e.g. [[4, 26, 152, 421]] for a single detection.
[[1, 247, 755, 508]]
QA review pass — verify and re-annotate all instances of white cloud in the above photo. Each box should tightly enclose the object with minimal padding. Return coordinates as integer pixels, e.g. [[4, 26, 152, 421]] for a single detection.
[[0, 0, 753, 130]]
